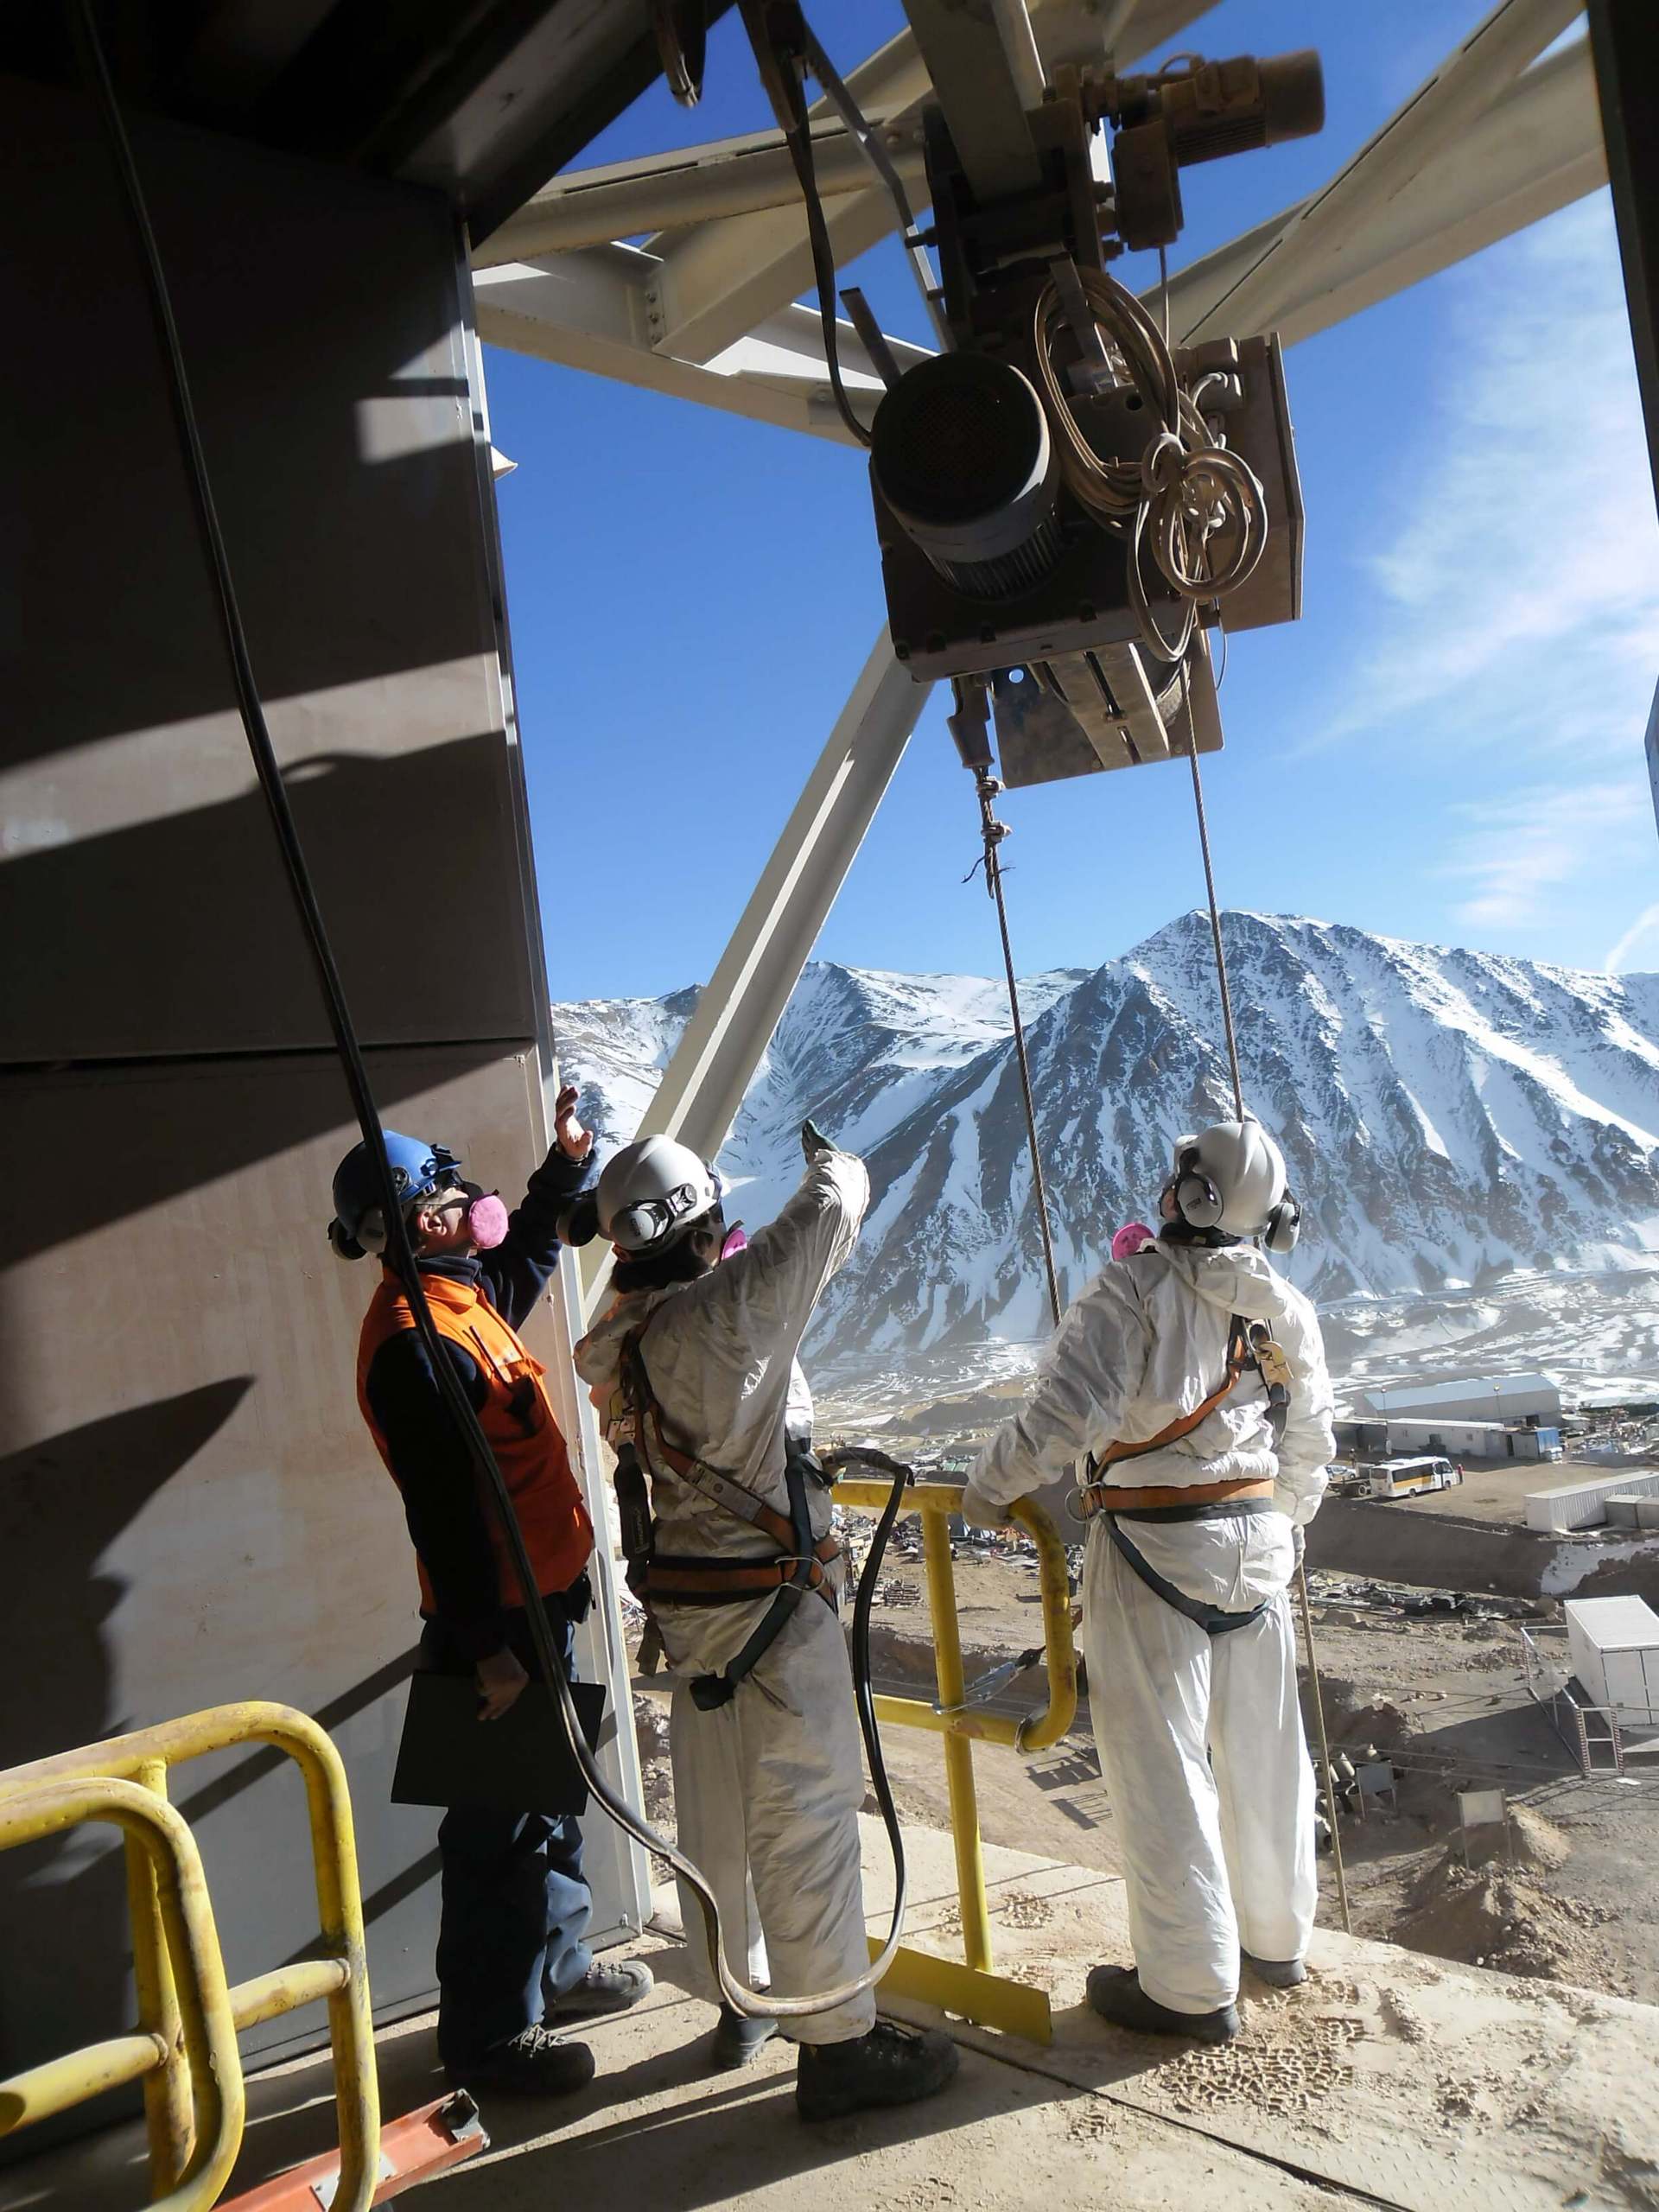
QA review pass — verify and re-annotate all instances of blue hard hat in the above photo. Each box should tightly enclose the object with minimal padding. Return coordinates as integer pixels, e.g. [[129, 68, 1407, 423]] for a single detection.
[[328, 1131, 462, 1260]]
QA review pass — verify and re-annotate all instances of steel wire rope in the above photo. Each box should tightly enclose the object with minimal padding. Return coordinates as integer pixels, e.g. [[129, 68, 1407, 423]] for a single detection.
[[73, 0, 909, 2022], [1176, 661, 1351, 1933], [971, 772, 1064, 1331]]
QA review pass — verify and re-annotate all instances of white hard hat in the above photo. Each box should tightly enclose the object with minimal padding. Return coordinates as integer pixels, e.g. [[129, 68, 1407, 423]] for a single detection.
[[1167, 1115, 1300, 1250], [597, 1135, 721, 1255]]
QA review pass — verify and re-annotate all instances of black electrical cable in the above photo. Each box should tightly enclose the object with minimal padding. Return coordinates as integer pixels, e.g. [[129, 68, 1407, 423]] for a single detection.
[[828, 1446, 914, 1950], [72, 0, 908, 2020], [741, 4, 874, 448]]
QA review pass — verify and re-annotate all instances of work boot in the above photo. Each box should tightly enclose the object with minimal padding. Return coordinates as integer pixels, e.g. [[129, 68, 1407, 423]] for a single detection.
[[1086, 1965, 1238, 2045], [795, 2021, 958, 2122], [449, 2024, 596, 2096], [709, 2004, 780, 2070], [1241, 1949, 1306, 1990], [544, 1957, 654, 2020]]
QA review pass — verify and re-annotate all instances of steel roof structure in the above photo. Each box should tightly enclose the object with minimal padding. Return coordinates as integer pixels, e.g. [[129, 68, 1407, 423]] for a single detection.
[[468, 0, 1617, 1235]]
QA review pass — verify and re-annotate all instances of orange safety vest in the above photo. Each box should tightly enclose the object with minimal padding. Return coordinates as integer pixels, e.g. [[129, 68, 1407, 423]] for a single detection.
[[357, 1268, 594, 1615]]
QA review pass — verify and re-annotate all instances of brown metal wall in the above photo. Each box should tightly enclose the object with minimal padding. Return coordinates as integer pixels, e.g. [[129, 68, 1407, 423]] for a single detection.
[[0, 80, 556, 2133]]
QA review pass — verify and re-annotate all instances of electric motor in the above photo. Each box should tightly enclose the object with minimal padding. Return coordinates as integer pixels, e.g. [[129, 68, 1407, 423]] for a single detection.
[[870, 353, 1060, 601]]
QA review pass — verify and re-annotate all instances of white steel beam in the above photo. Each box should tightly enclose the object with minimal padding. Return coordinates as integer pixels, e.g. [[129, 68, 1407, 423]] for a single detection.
[[473, 245, 906, 445], [1183, 0, 1586, 345], [648, 0, 1220, 365], [586, 639, 928, 1295], [1166, 35, 1603, 347], [901, 0, 1045, 200], [474, 117, 929, 264]]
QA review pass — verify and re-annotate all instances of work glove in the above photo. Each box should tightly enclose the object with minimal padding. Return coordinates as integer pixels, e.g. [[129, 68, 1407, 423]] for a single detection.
[[960, 1481, 1009, 1530], [801, 1117, 835, 1163]]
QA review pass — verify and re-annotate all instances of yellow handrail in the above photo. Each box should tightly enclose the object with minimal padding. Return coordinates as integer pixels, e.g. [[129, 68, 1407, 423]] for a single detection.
[[0, 1777, 245, 2212], [0, 1700, 378, 2212], [830, 1473, 1077, 2004], [830, 1479, 1077, 1751]]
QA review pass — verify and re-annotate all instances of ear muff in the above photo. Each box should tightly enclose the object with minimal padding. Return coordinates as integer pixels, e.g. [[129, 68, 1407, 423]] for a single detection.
[[613, 1202, 662, 1252], [1263, 1193, 1301, 1255], [327, 1218, 366, 1262], [1173, 1146, 1224, 1230]]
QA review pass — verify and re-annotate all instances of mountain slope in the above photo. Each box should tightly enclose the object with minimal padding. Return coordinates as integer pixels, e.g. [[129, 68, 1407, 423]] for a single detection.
[[550, 914, 1659, 1370]]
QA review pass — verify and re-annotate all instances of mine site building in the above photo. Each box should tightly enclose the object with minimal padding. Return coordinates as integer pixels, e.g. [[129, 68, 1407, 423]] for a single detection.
[[1337, 1415, 1564, 1464], [1361, 1375, 1564, 1427], [1565, 1597, 1659, 1727]]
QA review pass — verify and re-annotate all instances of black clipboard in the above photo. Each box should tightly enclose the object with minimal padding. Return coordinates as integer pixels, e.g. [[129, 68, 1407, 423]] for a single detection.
[[391, 1672, 609, 1815]]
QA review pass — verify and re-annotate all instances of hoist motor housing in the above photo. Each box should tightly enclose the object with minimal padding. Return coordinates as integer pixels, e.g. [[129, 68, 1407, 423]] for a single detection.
[[868, 44, 1319, 785], [870, 329, 1301, 686]]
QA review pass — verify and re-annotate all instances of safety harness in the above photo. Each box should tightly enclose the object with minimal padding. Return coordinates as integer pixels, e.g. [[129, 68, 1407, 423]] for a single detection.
[[609, 1327, 842, 1711], [1075, 1313, 1294, 1638]]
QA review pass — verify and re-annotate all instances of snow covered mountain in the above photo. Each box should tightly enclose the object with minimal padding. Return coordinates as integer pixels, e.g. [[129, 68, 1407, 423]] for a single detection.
[[551, 913, 1659, 1375]]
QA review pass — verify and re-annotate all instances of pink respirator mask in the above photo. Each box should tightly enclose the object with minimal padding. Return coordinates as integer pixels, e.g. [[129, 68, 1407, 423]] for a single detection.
[[719, 1221, 747, 1261]]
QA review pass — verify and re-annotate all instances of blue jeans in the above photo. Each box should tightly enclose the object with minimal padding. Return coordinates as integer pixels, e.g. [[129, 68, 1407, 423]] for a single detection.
[[420, 1588, 594, 2065]]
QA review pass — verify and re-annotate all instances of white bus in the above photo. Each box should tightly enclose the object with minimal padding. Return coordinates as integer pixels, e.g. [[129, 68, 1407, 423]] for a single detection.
[[1367, 1455, 1463, 1501]]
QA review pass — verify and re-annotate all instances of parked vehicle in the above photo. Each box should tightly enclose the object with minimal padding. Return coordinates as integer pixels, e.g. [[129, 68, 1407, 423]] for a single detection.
[[1367, 1455, 1463, 1500]]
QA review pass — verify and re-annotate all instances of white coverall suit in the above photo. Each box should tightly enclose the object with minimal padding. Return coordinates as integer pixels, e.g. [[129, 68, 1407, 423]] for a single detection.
[[575, 1148, 875, 2044], [965, 1238, 1335, 2017]]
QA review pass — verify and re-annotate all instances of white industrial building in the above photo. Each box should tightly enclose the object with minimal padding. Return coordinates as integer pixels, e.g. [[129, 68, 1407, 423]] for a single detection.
[[1338, 1414, 1562, 1463], [1363, 1374, 1563, 1425], [1565, 1597, 1659, 1725]]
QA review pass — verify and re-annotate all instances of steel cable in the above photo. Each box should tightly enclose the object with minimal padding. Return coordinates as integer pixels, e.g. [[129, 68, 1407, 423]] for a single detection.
[[974, 770, 1064, 1332], [1178, 666, 1351, 1934]]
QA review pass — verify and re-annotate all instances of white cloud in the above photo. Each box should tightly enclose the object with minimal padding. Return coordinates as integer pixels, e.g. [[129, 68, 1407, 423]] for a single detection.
[[1607, 900, 1659, 973], [1444, 777, 1650, 932], [1331, 194, 1659, 760]]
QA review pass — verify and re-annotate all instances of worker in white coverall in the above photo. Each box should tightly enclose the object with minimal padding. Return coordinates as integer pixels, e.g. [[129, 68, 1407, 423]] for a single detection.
[[963, 1116, 1335, 2044], [573, 1121, 957, 2121]]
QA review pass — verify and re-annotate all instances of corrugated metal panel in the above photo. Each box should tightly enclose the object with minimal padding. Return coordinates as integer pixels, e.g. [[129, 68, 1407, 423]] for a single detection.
[[1364, 1373, 1562, 1421], [1566, 1595, 1659, 1649], [1524, 1469, 1659, 1530]]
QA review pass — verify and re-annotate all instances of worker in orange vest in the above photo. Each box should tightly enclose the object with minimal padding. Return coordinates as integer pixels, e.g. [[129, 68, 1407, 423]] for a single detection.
[[329, 1087, 651, 2097]]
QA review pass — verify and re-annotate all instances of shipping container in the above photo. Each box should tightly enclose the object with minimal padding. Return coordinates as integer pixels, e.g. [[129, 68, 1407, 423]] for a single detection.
[[1525, 1469, 1659, 1532], [1565, 1597, 1659, 1722]]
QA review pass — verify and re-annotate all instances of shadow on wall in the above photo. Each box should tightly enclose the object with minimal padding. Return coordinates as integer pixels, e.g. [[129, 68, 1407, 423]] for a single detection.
[[0, 1382, 251, 2087], [0, 1379, 427, 2143], [0, 82, 492, 779], [0, 734, 531, 1173]]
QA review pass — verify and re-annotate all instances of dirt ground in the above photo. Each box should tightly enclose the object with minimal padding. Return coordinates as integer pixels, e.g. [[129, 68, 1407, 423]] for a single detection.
[[632, 1537, 1659, 2009]]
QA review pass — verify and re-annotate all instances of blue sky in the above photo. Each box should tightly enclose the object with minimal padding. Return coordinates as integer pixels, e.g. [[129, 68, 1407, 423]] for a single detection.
[[486, 3, 1659, 1006]]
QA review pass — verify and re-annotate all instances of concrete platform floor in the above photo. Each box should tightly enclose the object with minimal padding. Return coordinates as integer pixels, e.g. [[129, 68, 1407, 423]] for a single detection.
[[7, 1817, 1658, 2212]]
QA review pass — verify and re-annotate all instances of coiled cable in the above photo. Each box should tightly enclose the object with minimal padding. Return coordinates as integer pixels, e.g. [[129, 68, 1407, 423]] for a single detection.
[[1030, 263, 1268, 660]]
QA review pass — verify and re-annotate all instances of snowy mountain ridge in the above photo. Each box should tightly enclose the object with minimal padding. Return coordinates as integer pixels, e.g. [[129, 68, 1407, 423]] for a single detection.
[[551, 912, 1659, 1375]]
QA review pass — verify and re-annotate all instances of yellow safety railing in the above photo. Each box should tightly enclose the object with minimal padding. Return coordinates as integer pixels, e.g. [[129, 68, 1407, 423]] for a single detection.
[[0, 1702, 378, 2211], [831, 1477, 1077, 2041]]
